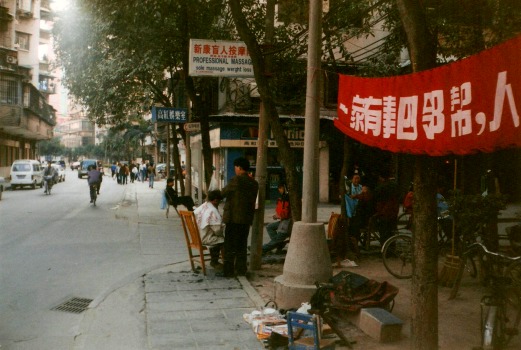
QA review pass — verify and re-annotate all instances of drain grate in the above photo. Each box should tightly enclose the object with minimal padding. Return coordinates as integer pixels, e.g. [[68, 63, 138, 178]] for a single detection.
[[51, 297, 93, 314]]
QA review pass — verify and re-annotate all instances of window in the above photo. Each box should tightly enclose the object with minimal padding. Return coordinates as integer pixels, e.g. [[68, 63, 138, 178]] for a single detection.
[[16, 0, 33, 12], [15, 31, 30, 50], [0, 77, 19, 105], [23, 85, 30, 107]]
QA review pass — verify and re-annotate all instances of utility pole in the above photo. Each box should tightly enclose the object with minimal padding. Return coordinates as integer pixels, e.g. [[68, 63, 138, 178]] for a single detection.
[[166, 124, 171, 181], [274, 0, 332, 309], [185, 95, 192, 196], [250, 0, 275, 270]]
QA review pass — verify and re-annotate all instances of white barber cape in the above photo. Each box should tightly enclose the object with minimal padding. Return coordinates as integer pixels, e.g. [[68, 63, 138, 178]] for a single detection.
[[193, 201, 224, 246]]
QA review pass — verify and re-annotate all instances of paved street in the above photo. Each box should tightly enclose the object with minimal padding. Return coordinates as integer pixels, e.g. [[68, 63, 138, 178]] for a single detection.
[[1, 169, 328, 350], [0, 170, 191, 349]]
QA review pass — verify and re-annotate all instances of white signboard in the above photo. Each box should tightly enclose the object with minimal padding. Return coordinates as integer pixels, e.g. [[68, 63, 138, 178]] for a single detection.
[[184, 122, 201, 132], [189, 39, 254, 77]]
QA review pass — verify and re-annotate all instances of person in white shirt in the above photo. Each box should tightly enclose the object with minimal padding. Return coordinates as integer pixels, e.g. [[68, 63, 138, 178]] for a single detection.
[[193, 190, 224, 269]]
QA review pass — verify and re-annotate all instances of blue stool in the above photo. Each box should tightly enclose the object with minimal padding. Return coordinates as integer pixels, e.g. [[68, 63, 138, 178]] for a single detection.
[[287, 311, 336, 350]]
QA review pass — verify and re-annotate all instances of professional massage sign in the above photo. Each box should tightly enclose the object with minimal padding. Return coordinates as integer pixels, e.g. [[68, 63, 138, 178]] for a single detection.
[[335, 35, 521, 155], [189, 39, 254, 77]]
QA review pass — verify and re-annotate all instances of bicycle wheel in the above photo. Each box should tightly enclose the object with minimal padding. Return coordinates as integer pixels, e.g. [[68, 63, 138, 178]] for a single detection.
[[482, 290, 521, 349], [481, 299, 497, 350], [382, 233, 413, 279]]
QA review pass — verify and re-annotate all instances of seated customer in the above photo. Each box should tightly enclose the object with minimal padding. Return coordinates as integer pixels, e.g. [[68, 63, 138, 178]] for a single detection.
[[165, 177, 195, 211], [262, 183, 291, 255], [193, 190, 224, 269]]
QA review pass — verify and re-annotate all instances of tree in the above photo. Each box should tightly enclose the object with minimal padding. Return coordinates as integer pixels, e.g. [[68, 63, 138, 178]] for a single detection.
[[121, 119, 153, 161], [378, 1, 521, 348], [53, 0, 227, 192], [37, 138, 66, 157]]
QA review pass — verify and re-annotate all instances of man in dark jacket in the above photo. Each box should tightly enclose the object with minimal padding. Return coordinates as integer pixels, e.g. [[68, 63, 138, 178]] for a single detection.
[[220, 157, 259, 277]]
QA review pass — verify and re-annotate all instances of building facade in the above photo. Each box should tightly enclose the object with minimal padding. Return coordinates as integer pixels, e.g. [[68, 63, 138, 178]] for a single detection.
[[0, 0, 56, 177]]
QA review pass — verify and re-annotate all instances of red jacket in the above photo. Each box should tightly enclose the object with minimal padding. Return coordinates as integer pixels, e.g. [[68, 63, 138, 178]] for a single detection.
[[275, 196, 291, 220]]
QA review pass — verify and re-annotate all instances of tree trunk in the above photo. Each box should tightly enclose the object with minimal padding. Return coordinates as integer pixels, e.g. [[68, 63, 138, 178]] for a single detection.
[[179, 0, 214, 193], [411, 156, 439, 350], [395, 1, 438, 349]]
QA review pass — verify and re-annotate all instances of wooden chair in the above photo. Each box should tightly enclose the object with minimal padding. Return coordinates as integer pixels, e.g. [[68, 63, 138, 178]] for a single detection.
[[287, 311, 336, 350], [326, 212, 340, 240], [178, 210, 208, 275]]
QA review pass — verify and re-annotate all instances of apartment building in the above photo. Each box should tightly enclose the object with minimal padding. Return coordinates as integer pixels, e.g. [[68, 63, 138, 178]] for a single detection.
[[0, 0, 56, 177]]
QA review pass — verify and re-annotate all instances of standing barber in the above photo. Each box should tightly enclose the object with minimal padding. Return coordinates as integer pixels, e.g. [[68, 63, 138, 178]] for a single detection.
[[219, 157, 259, 277]]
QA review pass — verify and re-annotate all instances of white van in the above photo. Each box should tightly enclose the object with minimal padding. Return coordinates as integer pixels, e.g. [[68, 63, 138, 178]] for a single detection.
[[10, 160, 44, 190]]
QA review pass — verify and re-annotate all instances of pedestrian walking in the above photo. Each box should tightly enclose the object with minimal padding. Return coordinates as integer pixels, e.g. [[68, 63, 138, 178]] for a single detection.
[[141, 161, 148, 182], [110, 162, 117, 179], [148, 163, 156, 188], [219, 157, 259, 278]]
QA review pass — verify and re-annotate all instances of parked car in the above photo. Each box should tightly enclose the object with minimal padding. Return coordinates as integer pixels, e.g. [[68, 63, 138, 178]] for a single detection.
[[78, 159, 99, 179], [156, 163, 175, 177], [51, 163, 65, 182], [71, 161, 81, 170], [10, 159, 43, 190]]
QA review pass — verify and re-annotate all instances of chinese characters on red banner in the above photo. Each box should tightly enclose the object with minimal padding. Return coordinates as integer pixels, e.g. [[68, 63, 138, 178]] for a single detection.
[[335, 35, 521, 155]]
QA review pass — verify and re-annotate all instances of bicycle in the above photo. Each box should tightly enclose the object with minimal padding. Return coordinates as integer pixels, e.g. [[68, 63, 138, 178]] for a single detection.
[[450, 242, 521, 349], [396, 211, 452, 252], [381, 232, 413, 279], [381, 217, 480, 279]]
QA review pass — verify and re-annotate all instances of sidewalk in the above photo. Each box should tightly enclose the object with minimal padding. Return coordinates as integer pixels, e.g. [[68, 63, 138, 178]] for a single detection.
[[74, 179, 338, 350], [74, 178, 520, 350]]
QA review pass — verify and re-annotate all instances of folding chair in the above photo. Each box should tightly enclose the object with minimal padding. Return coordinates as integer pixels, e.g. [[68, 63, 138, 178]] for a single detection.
[[178, 210, 208, 275], [326, 212, 340, 240], [287, 311, 336, 350]]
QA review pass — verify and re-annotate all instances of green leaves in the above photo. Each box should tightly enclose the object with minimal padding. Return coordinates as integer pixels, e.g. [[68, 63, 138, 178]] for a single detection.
[[54, 0, 226, 127]]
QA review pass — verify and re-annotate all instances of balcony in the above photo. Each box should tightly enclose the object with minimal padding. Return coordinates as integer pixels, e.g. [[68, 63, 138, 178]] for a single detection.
[[38, 72, 56, 94], [0, 4, 12, 32], [16, 9, 33, 19], [0, 74, 56, 140], [39, 59, 50, 72], [40, 27, 51, 43], [40, 0, 52, 21]]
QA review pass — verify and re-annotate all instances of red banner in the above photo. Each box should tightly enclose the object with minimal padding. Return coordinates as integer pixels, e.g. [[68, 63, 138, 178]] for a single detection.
[[335, 35, 521, 155]]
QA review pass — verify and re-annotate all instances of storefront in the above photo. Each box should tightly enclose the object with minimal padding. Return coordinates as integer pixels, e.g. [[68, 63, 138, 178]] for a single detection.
[[189, 119, 331, 202]]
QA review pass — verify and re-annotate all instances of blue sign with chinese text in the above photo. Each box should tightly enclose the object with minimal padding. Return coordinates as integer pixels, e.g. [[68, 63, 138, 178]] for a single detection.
[[151, 107, 187, 123]]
